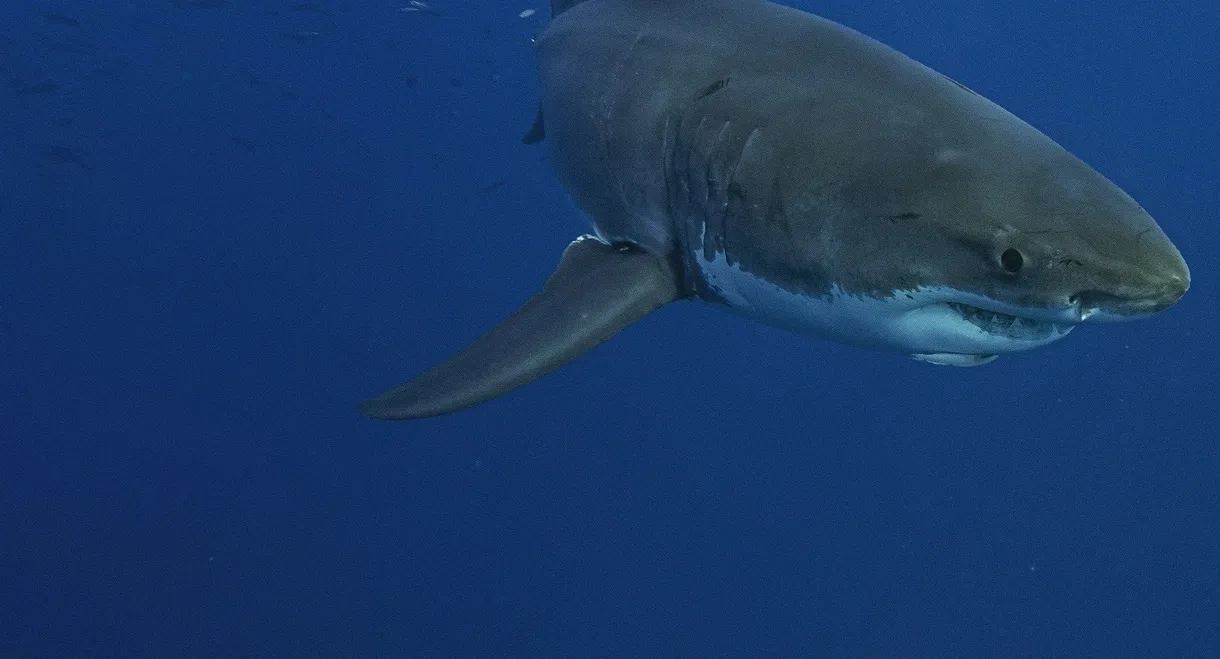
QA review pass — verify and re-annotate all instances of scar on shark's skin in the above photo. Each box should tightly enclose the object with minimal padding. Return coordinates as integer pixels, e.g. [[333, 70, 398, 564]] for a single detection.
[[359, 0, 1189, 420]]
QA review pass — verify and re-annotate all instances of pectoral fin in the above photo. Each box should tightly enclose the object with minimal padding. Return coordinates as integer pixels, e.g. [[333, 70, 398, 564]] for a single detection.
[[359, 235, 682, 420]]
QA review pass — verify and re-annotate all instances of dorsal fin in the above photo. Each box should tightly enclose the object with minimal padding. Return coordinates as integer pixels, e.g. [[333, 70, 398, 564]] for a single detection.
[[522, 108, 545, 144], [551, 0, 592, 17]]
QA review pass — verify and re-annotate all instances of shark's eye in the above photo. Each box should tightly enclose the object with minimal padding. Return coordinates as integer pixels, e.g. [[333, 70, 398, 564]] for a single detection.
[[1000, 248, 1025, 274]]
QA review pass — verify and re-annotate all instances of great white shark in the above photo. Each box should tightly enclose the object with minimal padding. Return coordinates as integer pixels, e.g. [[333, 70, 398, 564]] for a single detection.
[[360, 0, 1190, 420]]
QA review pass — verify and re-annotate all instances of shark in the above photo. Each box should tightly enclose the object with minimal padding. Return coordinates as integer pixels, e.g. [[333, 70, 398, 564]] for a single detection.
[[360, 0, 1190, 420]]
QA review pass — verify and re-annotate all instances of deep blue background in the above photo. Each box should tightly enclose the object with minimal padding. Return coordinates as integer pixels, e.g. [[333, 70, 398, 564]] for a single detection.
[[2, 1, 1217, 656]]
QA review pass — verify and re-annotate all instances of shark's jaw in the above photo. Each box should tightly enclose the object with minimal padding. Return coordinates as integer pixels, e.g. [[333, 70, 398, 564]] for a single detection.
[[901, 294, 1080, 366], [697, 252, 1080, 365]]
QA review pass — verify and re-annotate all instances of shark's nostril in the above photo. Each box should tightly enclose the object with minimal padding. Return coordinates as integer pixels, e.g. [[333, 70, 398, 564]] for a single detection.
[[1164, 273, 1189, 300]]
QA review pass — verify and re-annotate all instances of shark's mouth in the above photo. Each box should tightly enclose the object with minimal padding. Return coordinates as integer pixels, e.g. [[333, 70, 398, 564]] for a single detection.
[[911, 299, 1078, 366], [946, 301, 1074, 341]]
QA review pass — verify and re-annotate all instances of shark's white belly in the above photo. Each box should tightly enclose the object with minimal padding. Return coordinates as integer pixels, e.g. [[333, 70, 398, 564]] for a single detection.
[[698, 249, 1075, 364]]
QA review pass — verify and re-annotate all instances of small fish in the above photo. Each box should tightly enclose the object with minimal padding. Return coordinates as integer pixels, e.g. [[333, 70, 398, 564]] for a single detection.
[[87, 64, 124, 82], [42, 13, 81, 27], [11, 80, 60, 95], [47, 41, 95, 55], [282, 30, 322, 43], [519, 9, 536, 19], [231, 136, 257, 152], [43, 145, 91, 170], [478, 180, 505, 197], [401, 1, 441, 17]]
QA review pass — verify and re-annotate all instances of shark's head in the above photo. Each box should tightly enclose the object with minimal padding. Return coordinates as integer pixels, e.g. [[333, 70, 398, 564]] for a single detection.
[[695, 78, 1190, 367], [794, 105, 1191, 366]]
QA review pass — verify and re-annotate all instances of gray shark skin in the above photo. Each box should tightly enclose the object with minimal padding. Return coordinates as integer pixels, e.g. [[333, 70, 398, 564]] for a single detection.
[[360, 0, 1189, 420]]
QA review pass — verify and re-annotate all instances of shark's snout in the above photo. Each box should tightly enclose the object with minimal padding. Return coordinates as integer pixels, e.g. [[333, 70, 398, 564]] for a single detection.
[[1073, 249, 1190, 321]]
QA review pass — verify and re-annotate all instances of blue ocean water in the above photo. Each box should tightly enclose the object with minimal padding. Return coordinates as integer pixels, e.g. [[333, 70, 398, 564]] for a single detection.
[[1, 0, 1217, 655]]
